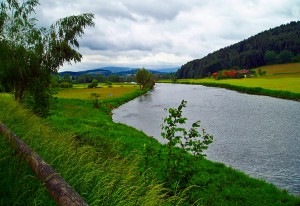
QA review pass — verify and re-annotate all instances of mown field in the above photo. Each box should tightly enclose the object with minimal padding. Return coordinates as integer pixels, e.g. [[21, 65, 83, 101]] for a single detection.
[[1, 84, 300, 205]]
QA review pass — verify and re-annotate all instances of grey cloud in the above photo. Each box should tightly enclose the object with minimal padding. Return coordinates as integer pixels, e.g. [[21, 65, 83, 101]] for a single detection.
[[33, 0, 300, 71], [121, 1, 184, 21]]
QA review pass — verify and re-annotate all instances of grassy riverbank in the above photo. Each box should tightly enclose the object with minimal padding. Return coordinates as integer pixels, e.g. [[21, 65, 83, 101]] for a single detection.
[[1, 85, 299, 205], [160, 63, 300, 101]]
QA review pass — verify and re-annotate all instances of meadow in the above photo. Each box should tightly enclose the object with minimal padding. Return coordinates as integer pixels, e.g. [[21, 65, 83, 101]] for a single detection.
[[161, 63, 300, 100], [1, 83, 299, 205], [55, 84, 139, 100]]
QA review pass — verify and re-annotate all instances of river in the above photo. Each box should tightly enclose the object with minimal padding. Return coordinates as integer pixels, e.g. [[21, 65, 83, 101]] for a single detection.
[[112, 83, 300, 195]]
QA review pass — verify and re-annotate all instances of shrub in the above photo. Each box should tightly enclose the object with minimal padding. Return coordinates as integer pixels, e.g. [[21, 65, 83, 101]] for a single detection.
[[144, 100, 213, 190], [59, 82, 73, 88], [105, 81, 112, 86], [90, 92, 101, 108], [88, 79, 99, 88]]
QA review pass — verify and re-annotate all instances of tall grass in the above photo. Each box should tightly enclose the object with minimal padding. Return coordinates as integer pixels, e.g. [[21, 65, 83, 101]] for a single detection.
[[48, 90, 300, 205], [0, 94, 185, 205], [1, 85, 300, 205]]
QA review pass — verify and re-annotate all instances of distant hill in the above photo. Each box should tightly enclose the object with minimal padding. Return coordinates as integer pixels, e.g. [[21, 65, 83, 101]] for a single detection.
[[154, 67, 179, 73], [115, 69, 166, 76], [60, 67, 132, 76], [177, 21, 300, 78], [60, 69, 111, 76], [98, 67, 133, 73], [59, 67, 170, 76]]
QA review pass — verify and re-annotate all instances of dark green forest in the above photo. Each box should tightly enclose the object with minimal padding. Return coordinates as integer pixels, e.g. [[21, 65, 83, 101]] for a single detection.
[[177, 21, 300, 78]]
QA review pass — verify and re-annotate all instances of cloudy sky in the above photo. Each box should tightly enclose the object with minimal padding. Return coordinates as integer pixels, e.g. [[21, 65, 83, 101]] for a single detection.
[[34, 0, 300, 71]]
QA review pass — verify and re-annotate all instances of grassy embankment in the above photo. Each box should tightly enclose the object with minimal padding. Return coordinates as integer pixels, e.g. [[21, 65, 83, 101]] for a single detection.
[[1, 83, 300, 205], [0, 86, 183, 206], [161, 63, 300, 100]]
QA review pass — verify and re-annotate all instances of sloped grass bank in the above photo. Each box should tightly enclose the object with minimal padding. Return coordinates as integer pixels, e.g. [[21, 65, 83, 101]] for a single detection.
[[160, 63, 300, 100], [48, 91, 299, 205], [180, 81, 300, 101], [159, 79, 300, 101], [1, 88, 299, 205], [0, 93, 184, 205]]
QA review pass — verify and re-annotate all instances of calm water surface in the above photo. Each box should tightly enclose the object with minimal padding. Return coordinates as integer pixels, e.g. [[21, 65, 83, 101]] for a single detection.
[[113, 83, 300, 195]]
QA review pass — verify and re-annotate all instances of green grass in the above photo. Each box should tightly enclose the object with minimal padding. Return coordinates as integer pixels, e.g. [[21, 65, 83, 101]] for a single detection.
[[254, 62, 300, 76], [0, 93, 184, 205], [1, 85, 300, 205], [173, 77, 300, 93], [55, 84, 140, 100], [160, 63, 300, 100]]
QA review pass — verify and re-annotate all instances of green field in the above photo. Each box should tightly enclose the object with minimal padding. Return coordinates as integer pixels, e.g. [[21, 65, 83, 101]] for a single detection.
[[1, 84, 299, 205], [176, 77, 300, 93], [160, 63, 300, 100], [255, 62, 300, 76], [55, 84, 139, 100]]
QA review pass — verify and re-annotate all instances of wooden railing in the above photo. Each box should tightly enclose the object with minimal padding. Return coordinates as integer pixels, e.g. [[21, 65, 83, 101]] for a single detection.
[[0, 123, 88, 206]]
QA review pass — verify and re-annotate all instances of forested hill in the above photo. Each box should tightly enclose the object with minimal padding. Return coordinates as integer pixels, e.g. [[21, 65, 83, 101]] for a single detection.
[[177, 21, 300, 78]]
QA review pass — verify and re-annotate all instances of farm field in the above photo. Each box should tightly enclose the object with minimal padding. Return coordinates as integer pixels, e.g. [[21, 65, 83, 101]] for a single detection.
[[176, 63, 300, 93], [55, 84, 140, 100], [176, 77, 300, 93], [254, 62, 300, 76], [177, 63, 300, 93]]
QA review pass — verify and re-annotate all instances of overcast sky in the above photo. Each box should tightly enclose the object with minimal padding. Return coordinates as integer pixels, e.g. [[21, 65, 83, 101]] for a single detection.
[[34, 0, 300, 71]]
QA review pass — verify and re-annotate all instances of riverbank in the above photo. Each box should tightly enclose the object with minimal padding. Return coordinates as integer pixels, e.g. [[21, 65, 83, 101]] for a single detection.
[[1, 86, 299, 205], [159, 78, 300, 101], [160, 63, 300, 101], [184, 81, 300, 101]]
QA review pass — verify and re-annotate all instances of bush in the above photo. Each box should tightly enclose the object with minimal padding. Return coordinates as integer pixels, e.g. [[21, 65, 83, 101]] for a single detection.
[[59, 82, 73, 88], [144, 100, 213, 190], [105, 81, 112, 86], [90, 92, 101, 108], [88, 79, 98, 88]]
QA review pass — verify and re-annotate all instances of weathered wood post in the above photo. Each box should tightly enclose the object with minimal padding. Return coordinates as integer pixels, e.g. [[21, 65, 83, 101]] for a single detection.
[[0, 123, 88, 206]]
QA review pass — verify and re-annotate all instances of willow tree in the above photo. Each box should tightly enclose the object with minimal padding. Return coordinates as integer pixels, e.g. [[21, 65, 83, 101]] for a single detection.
[[0, 0, 94, 116]]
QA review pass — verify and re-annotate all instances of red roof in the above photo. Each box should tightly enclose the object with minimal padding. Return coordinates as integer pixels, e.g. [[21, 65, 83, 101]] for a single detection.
[[239, 69, 250, 74]]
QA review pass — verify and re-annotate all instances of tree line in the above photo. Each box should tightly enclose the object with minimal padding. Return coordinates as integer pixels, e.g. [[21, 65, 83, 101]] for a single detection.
[[53, 67, 171, 89], [177, 21, 300, 78], [0, 0, 94, 116], [52, 73, 135, 86]]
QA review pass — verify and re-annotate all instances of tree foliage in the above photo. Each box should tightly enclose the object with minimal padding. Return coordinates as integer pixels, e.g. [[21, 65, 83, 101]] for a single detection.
[[135, 68, 155, 90], [0, 0, 94, 116], [177, 21, 300, 78], [88, 79, 98, 88]]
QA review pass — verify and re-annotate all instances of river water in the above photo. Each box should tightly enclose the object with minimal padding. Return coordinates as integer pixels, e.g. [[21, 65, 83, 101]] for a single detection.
[[112, 83, 300, 195]]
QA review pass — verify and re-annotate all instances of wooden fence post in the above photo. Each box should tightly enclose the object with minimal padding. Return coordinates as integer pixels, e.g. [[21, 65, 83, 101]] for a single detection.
[[0, 123, 89, 206]]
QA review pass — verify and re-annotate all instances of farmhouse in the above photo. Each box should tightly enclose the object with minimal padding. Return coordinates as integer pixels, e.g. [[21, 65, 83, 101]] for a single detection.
[[212, 69, 253, 79], [238, 69, 252, 77]]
